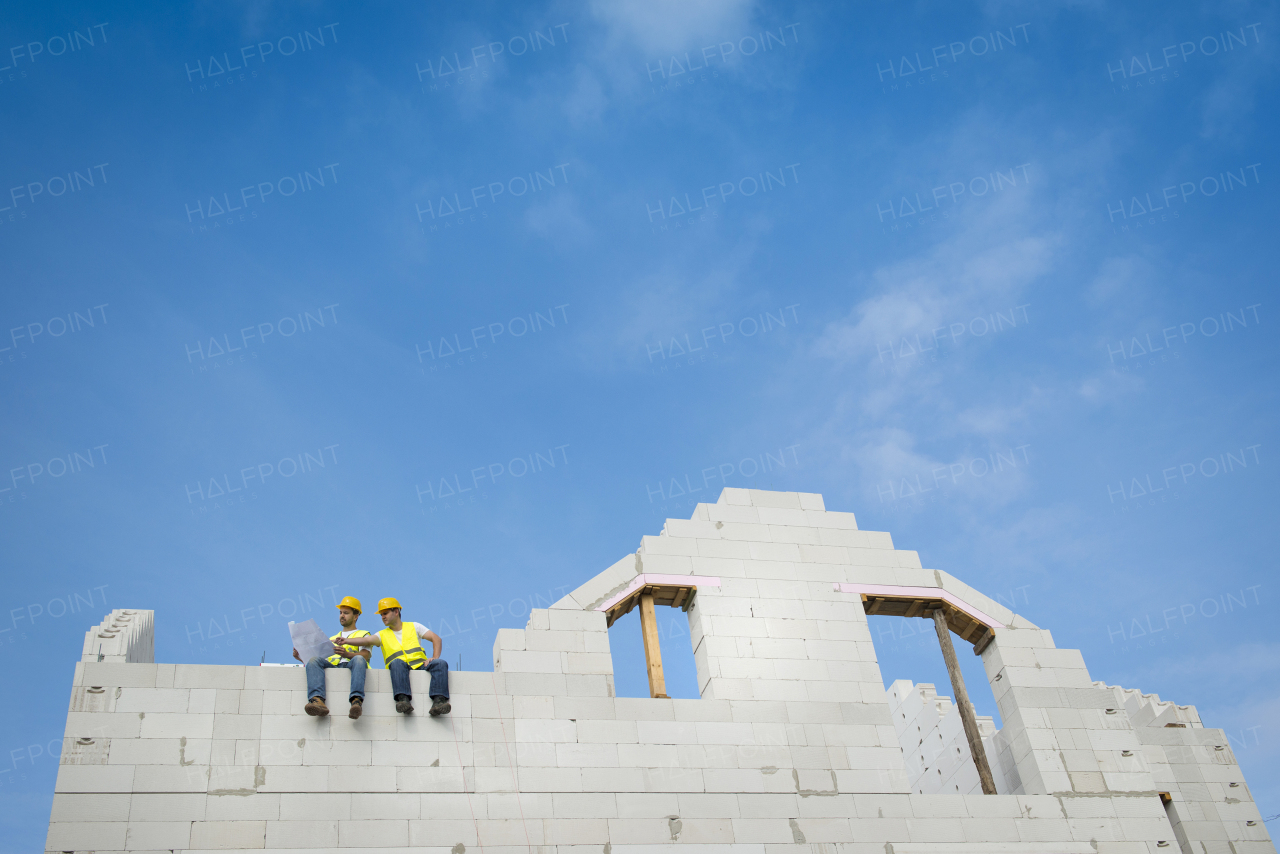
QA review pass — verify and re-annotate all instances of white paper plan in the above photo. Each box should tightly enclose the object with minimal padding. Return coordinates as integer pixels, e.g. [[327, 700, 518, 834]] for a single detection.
[[288, 618, 335, 663]]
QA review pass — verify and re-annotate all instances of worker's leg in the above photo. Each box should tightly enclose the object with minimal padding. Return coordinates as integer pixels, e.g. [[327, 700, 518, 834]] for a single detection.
[[426, 659, 451, 716], [305, 657, 332, 700], [425, 659, 450, 700], [388, 659, 412, 700], [304, 658, 333, 716], [346, 656, 367, 700]]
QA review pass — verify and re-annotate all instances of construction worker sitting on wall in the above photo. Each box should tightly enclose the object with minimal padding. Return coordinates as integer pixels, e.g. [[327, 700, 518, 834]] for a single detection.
[[346, 597, 450, 716], [293, 596, 371, 720]]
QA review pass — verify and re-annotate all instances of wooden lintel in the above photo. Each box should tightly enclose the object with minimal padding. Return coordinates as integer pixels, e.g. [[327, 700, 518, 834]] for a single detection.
[[972, 628, 995, 656]]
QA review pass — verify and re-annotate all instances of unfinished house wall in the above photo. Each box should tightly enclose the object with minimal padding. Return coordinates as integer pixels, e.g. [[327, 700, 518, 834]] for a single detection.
[[46, 488, 1275, 854]]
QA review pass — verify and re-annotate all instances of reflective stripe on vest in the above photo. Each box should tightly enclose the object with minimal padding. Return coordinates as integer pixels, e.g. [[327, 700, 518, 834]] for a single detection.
[[379, 625, 428, 669], [327, 629, 371, 666]]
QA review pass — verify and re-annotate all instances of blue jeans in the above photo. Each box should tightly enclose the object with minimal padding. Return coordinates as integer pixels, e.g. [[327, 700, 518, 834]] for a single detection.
[[305, 655, 367, 701], [389, 658, 449, 701]]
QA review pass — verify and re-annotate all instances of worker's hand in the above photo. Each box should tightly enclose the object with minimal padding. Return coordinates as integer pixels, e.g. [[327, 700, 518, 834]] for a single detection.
[[336, 647, 356, 659], [292, 648, 301, 662]]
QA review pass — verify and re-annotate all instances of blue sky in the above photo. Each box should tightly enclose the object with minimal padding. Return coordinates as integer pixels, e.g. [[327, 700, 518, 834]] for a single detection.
[[1, 0, 1277, 848]]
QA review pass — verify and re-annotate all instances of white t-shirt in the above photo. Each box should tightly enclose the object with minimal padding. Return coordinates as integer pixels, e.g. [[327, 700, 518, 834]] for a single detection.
[[391, 622, 430, 645]]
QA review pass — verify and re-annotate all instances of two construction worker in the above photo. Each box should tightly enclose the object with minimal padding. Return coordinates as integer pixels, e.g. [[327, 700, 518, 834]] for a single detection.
[[292, 596, 451, 719]]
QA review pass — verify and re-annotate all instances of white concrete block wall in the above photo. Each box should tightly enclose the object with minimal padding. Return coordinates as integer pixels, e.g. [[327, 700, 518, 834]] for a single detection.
[[45, 489, 1273, 854]]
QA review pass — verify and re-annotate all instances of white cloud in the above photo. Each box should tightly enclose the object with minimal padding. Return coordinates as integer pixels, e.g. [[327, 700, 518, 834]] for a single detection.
[[589, 0, 755, 54]]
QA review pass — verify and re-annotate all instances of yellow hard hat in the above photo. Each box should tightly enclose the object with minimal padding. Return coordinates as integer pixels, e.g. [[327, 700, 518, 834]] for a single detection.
[[336, 596, 362, 615], [377, 597, 402, 614]]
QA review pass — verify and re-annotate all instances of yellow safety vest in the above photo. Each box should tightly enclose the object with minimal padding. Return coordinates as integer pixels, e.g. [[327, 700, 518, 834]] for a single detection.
[[327, 629, 371, 666], [378, 625, 429, 669]]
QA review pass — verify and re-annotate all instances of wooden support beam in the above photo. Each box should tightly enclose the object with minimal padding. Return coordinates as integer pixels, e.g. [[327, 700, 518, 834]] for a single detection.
[[960, 616, 979, 641], [932, 609, 997, 795], [904, 599, 925, 619], [639, 592, 668, 699], [868, 598, 884, 615], [672, 587, 690, 609]]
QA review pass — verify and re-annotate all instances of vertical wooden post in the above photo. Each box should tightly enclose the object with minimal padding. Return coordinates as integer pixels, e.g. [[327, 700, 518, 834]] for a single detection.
[[932, 608, 997, 794], [639, 591, 668, 698]]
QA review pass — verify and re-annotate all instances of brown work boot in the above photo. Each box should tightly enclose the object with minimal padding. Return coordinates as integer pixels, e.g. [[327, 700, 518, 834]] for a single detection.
[[395, 696, 414, 714], [304, 697, 329, 717], [430, 697, 451, 717], [348, 698, 363, 720]]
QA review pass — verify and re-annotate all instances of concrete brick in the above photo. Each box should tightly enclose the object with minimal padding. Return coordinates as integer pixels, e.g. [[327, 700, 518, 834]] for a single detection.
[[255, 765, 329, 793], [556, 742, 619, 766], [553, 792, 618, 818], [49, 793, 132, 822], [504, 672, 568, 696], [328, 765, 398, 792], [205, 792, 280, 821], [544, 816, 610, 844], [350, 792, 421, 819], [396, 765, 468, 792], [174, 664, 245, 689], [189, 687, 218, 712], [547, 609, 607, 632], [264, 819, 338, 848], [514, 718, 576, 742], [566, 672, 613, 696], [577, 719, 638, 743], [565, 651, 613, 674], [279, 792, 351, 820], [115, 687, 190, 713], [47, 820, 127, 850], [408, 818, 478, 846], [129, 792, 207, 821], [338, 818, 409, 846], [302, 739, 371, 766], [501, 696, 548, 725], [499, 649, 563, 673], [214, 711, 263, 739], [140, 712, 214, 739], [81, 662, 158, 688], [189, 819, 268, 849], [65, 710, 142, 738], [124, 820, 192, 849], [55, 764, 135, 793], [132, 763, 211, 793], [517, 766, 582, 791]]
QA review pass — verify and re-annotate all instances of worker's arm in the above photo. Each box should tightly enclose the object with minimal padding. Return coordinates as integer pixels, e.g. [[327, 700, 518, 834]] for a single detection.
[[345, 634, 380, 648], [333, 646, 372, 662], [422, 628, 443, 661]]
